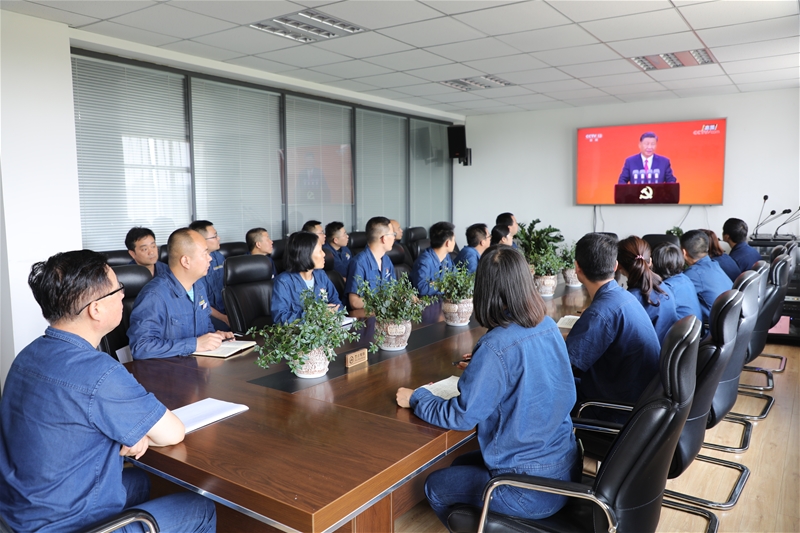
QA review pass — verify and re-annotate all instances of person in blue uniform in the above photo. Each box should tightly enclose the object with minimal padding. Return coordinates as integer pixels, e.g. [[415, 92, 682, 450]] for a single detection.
[[345, 216, 397, 309], [410, 221, 456, 296], [189, 220, 229, 330], [703, 229, 740, 282], [490, 224, 514, 246], [455, 223, 490, 274], [245, 227, 275, 278], [302, 219, 325, 246], [652, 242, 703, 323], [125, 226, 170, 278], [396, 245, 579, 526], [272, 231, 342, 324], [322, 221, 353, 279], [681, 230, 733, 327], [0, 250, 215, 533], [566, 233, 661, 417], [617, 236, 678, 345], [723, 218, 762, 274], [128, 228, 233, 359]]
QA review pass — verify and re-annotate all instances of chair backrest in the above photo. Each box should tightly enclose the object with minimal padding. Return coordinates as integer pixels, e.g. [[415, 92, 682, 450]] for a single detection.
[[395, 242, 414, 268], [405, 226, 427, 260], [752, 260, 769, 305], [99, 265, 153, 359], [219, 241, 249, 259], [769, 252, 792, 327], [271, 239, 285, 274], [769, 245, 787, 263], [103, 249, 133, 267], [642, 234, 680, 251], [786, 241, 798, 279], [414, 238, 432, 261], [349, 231, 368, 256], [747, 254, 791, 364], [325, 269, 345, 303], [385, 243, 411, 278], [323, 246, 335, 271], [708, 270, 760, 427], [591, 316, 700, 533], [669, 290, 742, 478], [159, 244, 168, 263], [222, 255, 274, 334]]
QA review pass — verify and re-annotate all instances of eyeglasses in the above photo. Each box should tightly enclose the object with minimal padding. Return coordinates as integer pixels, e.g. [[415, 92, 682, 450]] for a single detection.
[[205, 233, 220, 240], [76, 282, 125, 314], [382, 232, 397, 238]]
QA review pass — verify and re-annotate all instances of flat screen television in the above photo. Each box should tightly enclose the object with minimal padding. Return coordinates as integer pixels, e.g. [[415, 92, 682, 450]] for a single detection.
[[576, 118, 726, 205]]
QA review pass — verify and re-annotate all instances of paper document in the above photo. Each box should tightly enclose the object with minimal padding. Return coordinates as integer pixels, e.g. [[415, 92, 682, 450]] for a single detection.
[[341, 316, 356, 329], [557, 315, 581, 329], [116, 345, 132, 364], [420, 375, 461, 400], [172, 398, 249, 433], [193, 340, 256, 358]]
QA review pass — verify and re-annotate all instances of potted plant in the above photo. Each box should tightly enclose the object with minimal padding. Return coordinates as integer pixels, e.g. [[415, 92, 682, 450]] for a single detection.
[[516, 219, 565, 277], [249, 289, 362, 378], [559, 241, 581, 287], [532, 247, 567, 298], [666, 226, 684, 238], [432, 263, 475, 326], [358, 274, 434, 352]]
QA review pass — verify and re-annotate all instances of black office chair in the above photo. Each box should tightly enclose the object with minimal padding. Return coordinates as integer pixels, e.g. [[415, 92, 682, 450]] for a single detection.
[[219, 241, 248, 259], [405, 227, 427, 260], [447, 316, 702, 533], [271, 239, 285, 275], [642, 233, 680, 251], [102, 249, 133, 267], [99, 265, 153, 360], [158, 244, 168, 264], [0, 509, 158, 533], [395, 241, 414, 269], [387, 243, 411, 278], [348, 231, 368, 257], [222, 255, 274, 334]]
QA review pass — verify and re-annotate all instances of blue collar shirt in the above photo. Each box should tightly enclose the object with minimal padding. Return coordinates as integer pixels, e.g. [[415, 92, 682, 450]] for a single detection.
[[729, 242, 762, 275], [127, 259, 170, 278], [322, 244, 353, 278], [271, 270, 343, 324], [628, 286, 679, 345], [712, 253, 741, 282], [344, 248, 396, 296], [663, 272, 703, 323], [410, 247, 455, 296], [683, 255, 733, 326], [204, 250, 226, 313], [128, 269, 214, 359], [0, 328, 165, 532], [454, 246, 481, 274]]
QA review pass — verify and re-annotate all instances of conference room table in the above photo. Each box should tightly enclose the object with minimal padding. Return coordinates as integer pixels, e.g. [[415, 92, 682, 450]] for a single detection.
[[127, 284, 590, 533]]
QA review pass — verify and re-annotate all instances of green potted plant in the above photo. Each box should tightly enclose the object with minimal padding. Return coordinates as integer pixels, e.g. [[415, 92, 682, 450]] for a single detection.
[[432, 263, 475, 326], [358, 274, 434, 352], [559, 241, 581, 287], [516, 219, 565, 277], [532, 247, 568, 298], [666, 226, 684, 238], [249, 289, 362, 378]]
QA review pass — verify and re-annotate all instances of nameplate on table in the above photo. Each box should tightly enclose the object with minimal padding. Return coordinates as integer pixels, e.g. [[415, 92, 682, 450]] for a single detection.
[[345, 348, 368, 368]]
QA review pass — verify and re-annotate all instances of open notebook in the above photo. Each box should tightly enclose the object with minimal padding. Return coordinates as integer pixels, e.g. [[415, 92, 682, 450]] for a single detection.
[[172, 398, 249, 434], [419, 376, 461, 400], [193, 340, 256, 358]]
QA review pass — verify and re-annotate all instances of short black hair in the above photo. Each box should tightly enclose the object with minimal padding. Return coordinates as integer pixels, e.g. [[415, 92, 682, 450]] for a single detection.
[[496, 212, 514, 227], [246, 227, 267, 252], [466, 223, 489, 248], [325, 221, 345, 242], [167, 227, 197, 265], [722, 218, 748, 243], [681, 230, 709, 260], [28, 250, 114, 324], [429, 222, 455, 249], [640, 132, 658, 142], [284, 231, 318, 273], [575, 233, 617, 282], [366, 216, 391, 243], [188, 220, 213, 234], [125, 227, 155, 251], [302, 220, 322, 233], [652, 242, 684, 279], [490, 224, 510, 246], [474, 245, 546, 330]]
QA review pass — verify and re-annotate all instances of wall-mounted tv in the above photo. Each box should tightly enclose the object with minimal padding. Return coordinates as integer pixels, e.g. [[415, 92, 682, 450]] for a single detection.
[[576, 118, 726, 205]]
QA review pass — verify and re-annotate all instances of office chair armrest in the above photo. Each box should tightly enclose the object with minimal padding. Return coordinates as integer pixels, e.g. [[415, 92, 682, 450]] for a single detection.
[[576, 400, 634, 417], [571, 418, 624, 435], [83, 509, 159, 533]]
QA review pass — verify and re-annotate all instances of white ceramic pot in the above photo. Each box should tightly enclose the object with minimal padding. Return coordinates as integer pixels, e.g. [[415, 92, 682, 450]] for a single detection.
[[293, 347, 330, 379], [442, 298, 473, 326], [562, 268, 581, 287], [534, 274, 558, 298], [377, 320, 412, 351]]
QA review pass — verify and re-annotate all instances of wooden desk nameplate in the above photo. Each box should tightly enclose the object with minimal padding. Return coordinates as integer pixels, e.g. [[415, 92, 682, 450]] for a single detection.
[[345, 348, 369, 368]]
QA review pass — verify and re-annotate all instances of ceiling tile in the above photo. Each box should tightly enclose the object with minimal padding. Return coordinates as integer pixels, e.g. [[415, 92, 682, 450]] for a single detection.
[[679, 0, 798, 29], [350, 71, 427, 88], [420, 1, 523, 16], [496, 93, 555, 105], [378, 17, 485, 48], [499, 67, 572, 85], [170, 1, 300, 25], [617, 91, 679, 103], [660, 75, 733, 90], [405, 63, 483, 82], [464, 54, 548, 74], [697, 15, 800, 47], [360, 88, 413, 99], [452, 98, 508, 109], [647, 63, 725, 81], [454, 2, 571, 35], [0, 1, 98, 26], [737, 78, 800, 92], [580, 8, 690, 42], [324, 79, 380, 91], [309, 32, 413, 58], [671, 85, 741, 98], [394, 83, 460, 96], [533, 43, 621, 66], [425, 37, 520, 62], [602, 81, 668, 95], [78, 21, 180, 46], [258, 45, 351, 68], [109, 3, 237, 39], [160, 39, 244, 61], [283, 69, 341, 83], [476, 85, 534, 98], [525, 78, 591, 92], [363, 49, 452, 71], [711, 37, 800, 62], [35, 1, 156, 20], [559, 59, 639, 78], [606, 31, 704, 58], [547, 1, 673, 23], [427, 91, 485, 103], [224, 55, 299, 73], [722, 54, 799, 75], [193, 26, 299, 55], [313, 0, 443, 29], [393, 95, 438, 105], [497, 24, 598, 53], [545, 87, 608, 100], [563, 95, 622, 106], [584, 71, 653, 87], [729, 67, 800, 85], [516, 100, 573, 110], [310, 60, 392, 79]]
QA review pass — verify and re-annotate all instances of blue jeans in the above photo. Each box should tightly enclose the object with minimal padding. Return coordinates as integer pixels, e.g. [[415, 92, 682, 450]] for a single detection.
[[424, 450, 580, 527], [121, 468, 216, 533]]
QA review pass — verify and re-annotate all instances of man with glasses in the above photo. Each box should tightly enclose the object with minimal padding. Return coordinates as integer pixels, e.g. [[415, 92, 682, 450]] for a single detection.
[[345, 216, 397, 310], [188, 220, 229, 330], [0, 250, 216, 533], [128, 228, 233, 360], [301, 220, 326, 246]]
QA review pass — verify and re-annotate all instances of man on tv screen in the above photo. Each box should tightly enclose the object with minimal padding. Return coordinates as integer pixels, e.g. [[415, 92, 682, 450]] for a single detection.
[[618, 132, 677, 184]]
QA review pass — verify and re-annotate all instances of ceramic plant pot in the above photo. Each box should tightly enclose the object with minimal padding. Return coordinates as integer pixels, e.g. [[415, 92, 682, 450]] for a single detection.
[[293, 347, 330, 378], [534, 275, 558, 298], [377, 320, 412, 351], [442, 298, 473, 326]]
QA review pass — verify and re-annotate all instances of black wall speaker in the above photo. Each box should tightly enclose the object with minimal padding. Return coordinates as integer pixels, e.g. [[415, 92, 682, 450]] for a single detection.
[[447, 125, 467, 159]]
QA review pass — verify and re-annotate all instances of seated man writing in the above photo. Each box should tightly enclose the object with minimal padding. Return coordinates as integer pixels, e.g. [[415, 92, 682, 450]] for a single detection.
[[566, 233, 661, 416], [345, 216, 396, 310], [128, 228, 233, 359], [681, 229, 733, 327], [0, 250, 215, 533], [410, 221, 456, 296], [455, 223, 490, 274], [125, 226, 170, 278]]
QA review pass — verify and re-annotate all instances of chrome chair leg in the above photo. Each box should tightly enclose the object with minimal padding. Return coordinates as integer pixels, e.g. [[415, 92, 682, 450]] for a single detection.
[[752, 352, 787, 373], [729, 391, 775, 421], [664, 455, 750, 510], [739, 366, 774, 391], [662, 499, 720, 533], [702, 417, 751, 453]]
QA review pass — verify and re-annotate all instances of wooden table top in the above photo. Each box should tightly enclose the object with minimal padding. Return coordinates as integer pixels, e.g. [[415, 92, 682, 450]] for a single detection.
[[129, 285, 590, 532]]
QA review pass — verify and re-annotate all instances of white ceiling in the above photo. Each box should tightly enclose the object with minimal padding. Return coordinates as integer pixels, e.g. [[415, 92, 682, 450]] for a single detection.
[[3, 0, 799, 116]]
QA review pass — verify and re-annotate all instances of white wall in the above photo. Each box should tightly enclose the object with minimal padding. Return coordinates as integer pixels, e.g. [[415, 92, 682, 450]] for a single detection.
[[0, 11, 82, 386], [453, 89, 800, 246]]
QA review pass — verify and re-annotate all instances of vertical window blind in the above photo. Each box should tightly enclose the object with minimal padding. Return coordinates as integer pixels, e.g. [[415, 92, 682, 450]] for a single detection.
[[410, 120, 451, 231]]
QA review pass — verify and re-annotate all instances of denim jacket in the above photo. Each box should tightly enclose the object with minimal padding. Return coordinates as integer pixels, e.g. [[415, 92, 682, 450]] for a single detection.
[[271, 270, 342, 324]]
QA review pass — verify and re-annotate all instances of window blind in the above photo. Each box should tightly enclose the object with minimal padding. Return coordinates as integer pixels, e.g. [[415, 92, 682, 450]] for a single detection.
[[410, 120, 452, 230]]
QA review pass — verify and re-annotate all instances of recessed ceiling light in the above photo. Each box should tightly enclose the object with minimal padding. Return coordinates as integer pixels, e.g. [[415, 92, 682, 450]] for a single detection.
[[441, 75, 514, 91], [440, 80, 472, 91], [631, 56, 656, 71], [249, 23, 317, 43], [659, 53, 682, 68], [250, 10, 365, 43], [690, 49, 714, 65], [630, 49, 715, 71]]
